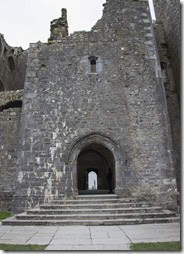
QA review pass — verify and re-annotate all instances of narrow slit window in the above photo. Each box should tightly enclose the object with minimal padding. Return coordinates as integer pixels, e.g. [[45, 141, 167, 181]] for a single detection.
[[161, 61, 167, 70], [89, 56, 98, 73], [160, 62, 168, 85]]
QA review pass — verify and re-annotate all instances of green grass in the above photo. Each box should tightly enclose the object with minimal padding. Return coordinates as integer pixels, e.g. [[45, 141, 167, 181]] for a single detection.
[[130, 241, 181, 251], [0, 211, 11, 220], [0, 244, 47, 251]]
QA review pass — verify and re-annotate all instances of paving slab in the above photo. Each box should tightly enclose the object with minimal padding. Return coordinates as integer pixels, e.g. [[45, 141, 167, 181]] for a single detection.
[[89, 226, 120, 232], [0, 226, 13, 233], [50, 238, 92, 245], [0, 233, 6, 237], [0, 239, 29, 245], [31, 233, 54, 238], [54, 233, 91, 239], [0, 236, 32, 243], [26, 237, 52, 245], [46, 244, 130, 250], [55, 229, 90, 233], [36, 227, 57, 235], [1, 230, 33, 237], [120, 223, 180, 243], [58, 225, 89, 231], [108, 231, 128, 239], [0, 223, 180, 251], [56, 228, 90, 233], [90, 231, 109, 239], [10, 230, 39, 235], [92, 238, 131, 245]]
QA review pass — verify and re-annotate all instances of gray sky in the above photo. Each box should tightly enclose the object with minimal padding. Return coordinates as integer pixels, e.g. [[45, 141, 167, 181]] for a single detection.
[[0, 0, 156, 50]]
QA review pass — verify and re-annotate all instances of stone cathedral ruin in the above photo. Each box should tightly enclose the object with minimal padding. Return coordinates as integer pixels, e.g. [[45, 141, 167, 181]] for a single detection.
[[0, 0, 180, 225]]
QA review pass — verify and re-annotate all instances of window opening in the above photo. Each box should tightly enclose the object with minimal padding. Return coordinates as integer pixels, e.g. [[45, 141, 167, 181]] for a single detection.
[[161, 61, 167, 70], [8, 56, 15, 71], [160, 62, 168, 86], [89, 56, 98, 73]]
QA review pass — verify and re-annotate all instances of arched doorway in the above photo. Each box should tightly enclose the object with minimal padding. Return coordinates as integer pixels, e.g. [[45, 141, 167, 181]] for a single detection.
[[67, 133, 126, 197], [77, 143, 115, 194]]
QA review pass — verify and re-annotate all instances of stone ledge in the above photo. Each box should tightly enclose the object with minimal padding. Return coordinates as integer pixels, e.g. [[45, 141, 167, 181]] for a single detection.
[[0, 90, 23, 106]]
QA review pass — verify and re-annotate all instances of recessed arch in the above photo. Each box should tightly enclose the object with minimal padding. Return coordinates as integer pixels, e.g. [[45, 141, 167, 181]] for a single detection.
[[8, 56, 15, 71], [77, 143, 115, 194], [67, 133, 126, 196]]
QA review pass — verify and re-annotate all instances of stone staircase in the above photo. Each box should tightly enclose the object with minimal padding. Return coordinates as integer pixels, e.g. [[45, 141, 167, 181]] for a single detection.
[[2, 194, 180, 226]]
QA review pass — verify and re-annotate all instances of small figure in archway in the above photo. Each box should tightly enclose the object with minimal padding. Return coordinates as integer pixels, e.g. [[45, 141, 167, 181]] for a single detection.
[[107, 168, 113, 194]]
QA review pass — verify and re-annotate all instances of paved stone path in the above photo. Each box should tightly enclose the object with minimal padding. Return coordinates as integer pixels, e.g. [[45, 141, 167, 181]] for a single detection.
[[0, 223, 180, 250]]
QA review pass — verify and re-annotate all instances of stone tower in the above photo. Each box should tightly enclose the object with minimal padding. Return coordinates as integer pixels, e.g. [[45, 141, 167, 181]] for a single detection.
[[0, 0, 179, 214], [49, 8, 68, 41]]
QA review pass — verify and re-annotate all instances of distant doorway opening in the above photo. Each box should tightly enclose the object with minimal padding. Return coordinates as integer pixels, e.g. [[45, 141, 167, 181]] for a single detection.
[[88, 170, 98, 190], [77, 143, 115, 194]]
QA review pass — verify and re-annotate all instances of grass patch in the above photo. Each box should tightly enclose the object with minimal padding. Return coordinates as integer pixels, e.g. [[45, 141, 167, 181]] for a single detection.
[[130, 241, 181, 251], [0, 244, 47, 251], [0, 211, 11, 220]]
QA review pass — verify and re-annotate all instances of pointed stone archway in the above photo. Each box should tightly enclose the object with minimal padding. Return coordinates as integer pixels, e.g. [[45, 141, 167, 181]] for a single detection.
[[67, 133, 128, 197], [77, 143, 115, 194]]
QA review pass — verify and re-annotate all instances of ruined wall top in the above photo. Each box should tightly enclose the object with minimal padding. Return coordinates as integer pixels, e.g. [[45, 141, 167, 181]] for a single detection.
[[49, 8, 68, 41], [152, 0, 180, 101], [0, 34, 27, 91]]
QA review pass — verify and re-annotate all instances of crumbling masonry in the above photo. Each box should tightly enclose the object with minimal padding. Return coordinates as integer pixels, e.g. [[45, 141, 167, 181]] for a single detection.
[[0, 0, 180, 213]]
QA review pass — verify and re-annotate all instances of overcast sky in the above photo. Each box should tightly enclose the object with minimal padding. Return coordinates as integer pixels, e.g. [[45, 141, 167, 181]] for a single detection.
[[0, 0, 156, 50]]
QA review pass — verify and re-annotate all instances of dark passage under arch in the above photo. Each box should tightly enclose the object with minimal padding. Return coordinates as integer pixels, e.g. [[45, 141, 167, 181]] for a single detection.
[[8, 56, 15, 71], [77, 143, 115, 194], [0, 100, 22, 112]]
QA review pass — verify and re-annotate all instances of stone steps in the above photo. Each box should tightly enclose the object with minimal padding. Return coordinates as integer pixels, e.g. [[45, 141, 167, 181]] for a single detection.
[[2, 194, 179, 226], [2, 217, 179, 226], [27, 207, 164, 214], [16, 212, 176, 220], [75, 194, 119, 200], [40, 203, 152, 210], [52, 198, 138, 204]]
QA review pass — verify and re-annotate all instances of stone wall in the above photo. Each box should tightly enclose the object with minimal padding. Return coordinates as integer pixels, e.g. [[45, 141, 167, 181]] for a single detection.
[[152, 0, 181, 192], [0, 90, 23, 211], [154, 22, 181, 193], [152, 0, 180, 101], [12, 0, 177, 213], [0, 34, 27, 91]]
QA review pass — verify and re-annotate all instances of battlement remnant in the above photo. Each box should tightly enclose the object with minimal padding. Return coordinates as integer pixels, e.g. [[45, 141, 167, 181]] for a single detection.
[[49, 8, 68, 41], [0, 34, 27, 91]]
